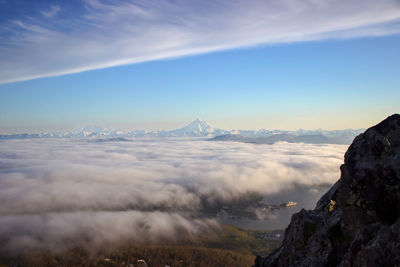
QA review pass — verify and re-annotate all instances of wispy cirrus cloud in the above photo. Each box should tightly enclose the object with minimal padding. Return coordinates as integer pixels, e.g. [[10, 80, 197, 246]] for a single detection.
[[41, 5, 60, 18], [0, 0, 400, 84]]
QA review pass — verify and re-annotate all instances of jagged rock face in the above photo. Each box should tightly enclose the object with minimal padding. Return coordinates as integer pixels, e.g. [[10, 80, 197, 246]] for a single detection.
[[256, 114, 400, 267]]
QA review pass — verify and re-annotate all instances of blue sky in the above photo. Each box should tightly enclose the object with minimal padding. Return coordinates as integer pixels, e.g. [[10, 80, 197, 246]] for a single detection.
[[0, 0, 399, 133]]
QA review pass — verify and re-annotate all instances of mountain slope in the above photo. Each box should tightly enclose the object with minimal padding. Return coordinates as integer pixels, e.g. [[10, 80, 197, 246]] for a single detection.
[[255, 114, 400, 267]]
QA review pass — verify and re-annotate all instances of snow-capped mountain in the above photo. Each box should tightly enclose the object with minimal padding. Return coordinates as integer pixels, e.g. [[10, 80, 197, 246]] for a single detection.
[[167, 118, 228, 137], [61, 126, 125, 138]]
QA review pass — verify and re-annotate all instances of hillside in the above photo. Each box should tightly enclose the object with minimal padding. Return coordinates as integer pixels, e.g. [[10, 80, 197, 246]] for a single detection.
[[0, 224, 282, 267]]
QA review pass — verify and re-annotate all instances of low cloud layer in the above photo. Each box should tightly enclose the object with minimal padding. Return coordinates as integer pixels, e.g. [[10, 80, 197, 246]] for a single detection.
[[1, 0, 400, 83], [0, 211, 215, 254], [0, 138, 347, 253]]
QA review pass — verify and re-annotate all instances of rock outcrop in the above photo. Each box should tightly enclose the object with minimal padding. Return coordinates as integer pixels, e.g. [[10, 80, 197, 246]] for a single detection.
[[255, 114, 400, 267]]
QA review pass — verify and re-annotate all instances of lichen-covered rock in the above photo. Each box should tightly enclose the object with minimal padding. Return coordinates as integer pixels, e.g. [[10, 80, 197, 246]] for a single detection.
[[255, 114, 400, 267]]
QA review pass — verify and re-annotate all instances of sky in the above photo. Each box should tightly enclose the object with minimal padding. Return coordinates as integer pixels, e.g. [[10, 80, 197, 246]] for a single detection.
[[0, 0, 399, 133]]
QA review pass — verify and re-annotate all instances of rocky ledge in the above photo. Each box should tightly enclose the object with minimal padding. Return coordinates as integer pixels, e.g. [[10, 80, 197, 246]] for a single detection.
[[255, 114, 400, 267]]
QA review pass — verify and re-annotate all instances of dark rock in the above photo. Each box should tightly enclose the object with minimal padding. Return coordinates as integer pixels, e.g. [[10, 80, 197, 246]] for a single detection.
[[255, 114, 400, 267]]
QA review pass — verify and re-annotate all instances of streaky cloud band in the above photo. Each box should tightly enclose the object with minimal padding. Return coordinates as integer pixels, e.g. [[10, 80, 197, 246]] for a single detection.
[[0, 0, 399, 84]]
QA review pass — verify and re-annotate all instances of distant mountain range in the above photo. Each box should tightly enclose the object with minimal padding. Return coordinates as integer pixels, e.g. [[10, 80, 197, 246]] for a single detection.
[[210, 132, 360, 145], [0, 119, 363, 144]]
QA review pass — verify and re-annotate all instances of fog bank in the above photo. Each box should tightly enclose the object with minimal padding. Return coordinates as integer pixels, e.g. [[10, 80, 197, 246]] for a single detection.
[[0, 138, 347, 253]]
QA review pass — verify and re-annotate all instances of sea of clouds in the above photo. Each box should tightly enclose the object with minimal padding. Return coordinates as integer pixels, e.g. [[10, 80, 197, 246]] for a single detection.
[[0, 138, 347, 253]]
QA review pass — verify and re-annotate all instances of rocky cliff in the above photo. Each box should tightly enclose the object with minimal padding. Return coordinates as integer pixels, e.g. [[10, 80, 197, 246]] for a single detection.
[[255, 114, 400, 267]]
